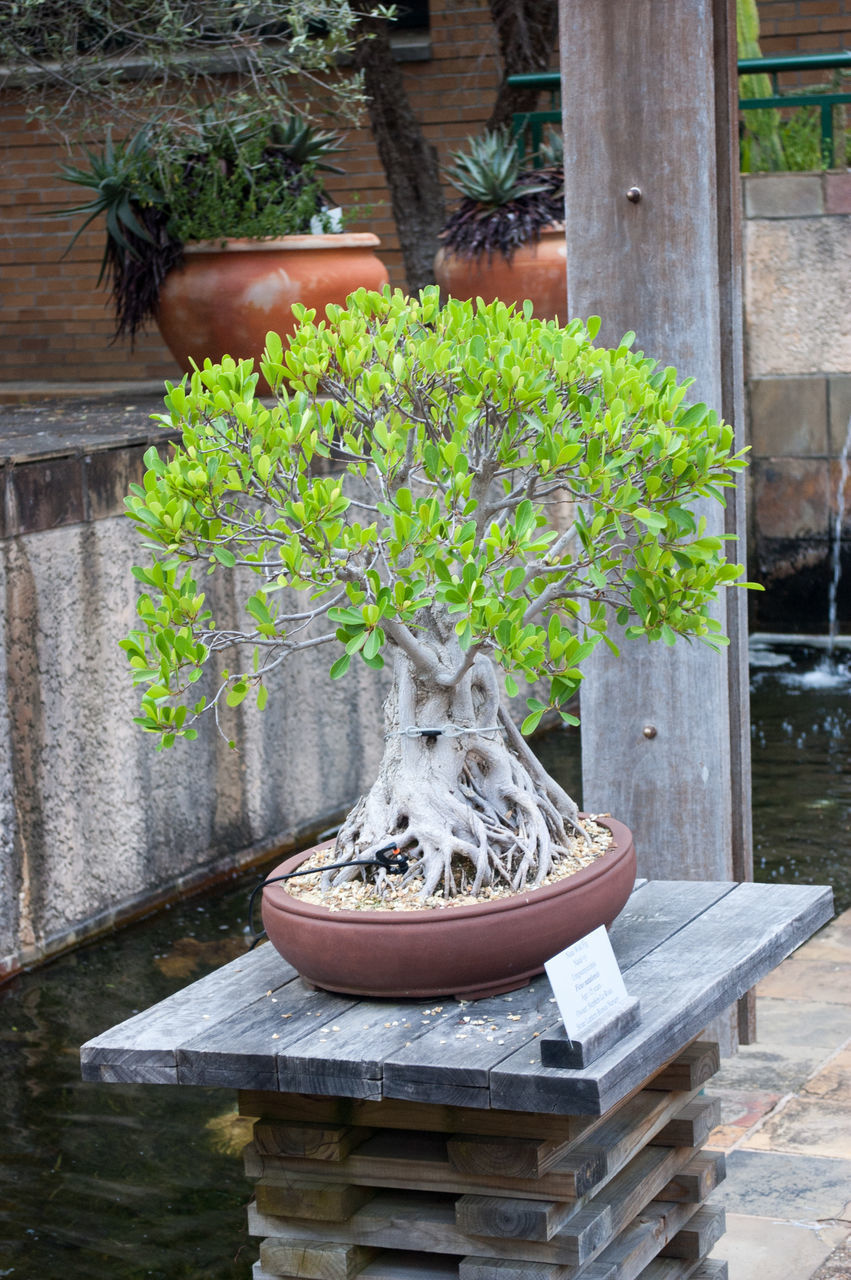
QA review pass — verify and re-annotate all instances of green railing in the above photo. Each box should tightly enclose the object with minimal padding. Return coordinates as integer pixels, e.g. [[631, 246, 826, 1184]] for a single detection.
[[508, 51, 851, 169]]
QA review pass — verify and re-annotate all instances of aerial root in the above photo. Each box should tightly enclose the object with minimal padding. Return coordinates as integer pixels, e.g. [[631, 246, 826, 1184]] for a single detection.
[[328, 738, 580, 898]]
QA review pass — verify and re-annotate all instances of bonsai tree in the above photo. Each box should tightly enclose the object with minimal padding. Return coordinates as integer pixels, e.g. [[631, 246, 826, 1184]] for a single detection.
[[122, 286, 749, 900]]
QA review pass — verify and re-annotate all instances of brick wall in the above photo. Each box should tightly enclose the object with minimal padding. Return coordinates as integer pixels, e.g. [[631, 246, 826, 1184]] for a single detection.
[[758, 0, 851, 55], [0, 0, 510, 386]]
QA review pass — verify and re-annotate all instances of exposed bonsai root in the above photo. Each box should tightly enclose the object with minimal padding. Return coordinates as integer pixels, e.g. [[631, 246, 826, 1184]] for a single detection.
[[327, 729, 583, 901]]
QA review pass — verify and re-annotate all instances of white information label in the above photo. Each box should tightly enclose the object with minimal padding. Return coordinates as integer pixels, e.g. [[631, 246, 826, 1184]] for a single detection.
[[544, 925, 629, 1042]]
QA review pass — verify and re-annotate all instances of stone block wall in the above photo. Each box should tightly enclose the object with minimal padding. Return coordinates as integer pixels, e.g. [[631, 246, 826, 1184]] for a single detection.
[[743, 172, 851, 631]]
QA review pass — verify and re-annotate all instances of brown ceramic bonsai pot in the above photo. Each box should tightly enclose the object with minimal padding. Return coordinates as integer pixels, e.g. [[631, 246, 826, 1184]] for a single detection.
[[434, 224, 567, 323], [156, 233, 389, 379], [260, 815, 635, 1000]]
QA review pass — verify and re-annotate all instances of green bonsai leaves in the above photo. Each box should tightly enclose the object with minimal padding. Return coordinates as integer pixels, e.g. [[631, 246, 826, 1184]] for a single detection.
[[122, 286, 751, 746]]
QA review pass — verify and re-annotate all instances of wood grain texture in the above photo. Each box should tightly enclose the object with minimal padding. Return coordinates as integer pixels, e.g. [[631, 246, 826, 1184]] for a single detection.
[[545, 1000, 641, 1070], [650, 1044, 720, 1093], [570, 1200, 703, 1280], [446, 1133, 568, 1181], [277, 1002, 458, 1100], [658, 1206, 725, 1261], [239, 1092, 581, 1141], [258, 1239, 377, 1279], [243, 1087, 704, 1206], [494, 882, 833, 1114], [253, 1121, 373, 1161], [559, 0, 741, 891], [654, 1099, 720, 1149], [454, 1192, 577, 1243], [383, 882, 735, 1112], [80, 943, 294, 1083], [253, 1253, 459, 1280], [82, 881, 830, 1113], [255, 1178, 375, 1222], [176, 976, 358, 1090], [247, 1138, 701, 1268], [657, 1151, 725, 1204]]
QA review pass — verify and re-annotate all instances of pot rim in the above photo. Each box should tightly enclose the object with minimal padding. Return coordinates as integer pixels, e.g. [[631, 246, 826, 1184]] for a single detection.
[[183, 232, 382, 254], [263, 815, 633, 928]]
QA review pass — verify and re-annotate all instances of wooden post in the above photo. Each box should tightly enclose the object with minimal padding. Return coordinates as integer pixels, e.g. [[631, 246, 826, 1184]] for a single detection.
[[559, 0, 752, 883]]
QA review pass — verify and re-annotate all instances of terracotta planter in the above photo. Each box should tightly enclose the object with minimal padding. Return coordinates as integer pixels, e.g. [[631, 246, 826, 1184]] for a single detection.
[[434, 224, 567, 323], [155, 233, 389, 376], [261, 816, 635, 1000]]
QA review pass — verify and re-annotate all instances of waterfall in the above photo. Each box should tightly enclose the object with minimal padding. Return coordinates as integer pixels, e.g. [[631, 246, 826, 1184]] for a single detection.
[[828, 412, 851, 656]]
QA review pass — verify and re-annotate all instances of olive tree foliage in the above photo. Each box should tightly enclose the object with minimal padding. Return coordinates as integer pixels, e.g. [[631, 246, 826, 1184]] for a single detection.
[[122, 287, 749, 899], [0, 0, 392, 136]]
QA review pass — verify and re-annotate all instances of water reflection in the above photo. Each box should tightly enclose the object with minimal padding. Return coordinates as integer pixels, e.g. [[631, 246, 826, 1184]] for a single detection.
[[750, 643, 851, 911], [0, 890, 257, 1278]]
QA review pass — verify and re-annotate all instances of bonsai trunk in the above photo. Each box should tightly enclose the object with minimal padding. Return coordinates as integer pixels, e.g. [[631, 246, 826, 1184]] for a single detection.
[[330, 626, 586, 900]]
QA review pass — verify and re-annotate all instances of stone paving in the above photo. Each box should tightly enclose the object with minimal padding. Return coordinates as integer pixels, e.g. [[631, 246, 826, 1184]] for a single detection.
[[708, 907, 851, 1278]]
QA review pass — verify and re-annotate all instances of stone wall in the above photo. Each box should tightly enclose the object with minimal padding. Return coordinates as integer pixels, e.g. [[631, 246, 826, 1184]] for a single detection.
[[0, 406, 391, 979], [743, 172, 851, 631]]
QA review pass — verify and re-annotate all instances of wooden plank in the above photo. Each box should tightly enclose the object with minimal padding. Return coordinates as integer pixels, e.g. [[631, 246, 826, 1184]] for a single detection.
[[382, 884, 735, 1111], [492, 882, 834, 1115], [650, 1044, 719, 1093], [565, 1201, 703, 1280], [248, 1190, 607, 1267], [276, 1001, 459, 1100], [254, 1253, 459, 1280], [258, 1239, 377, 1280], [460, 1261, 572, 1279], [447, 1086, 703, 1188], [653, 1100, 719, 1149], [446, 1133, 572, 1182], [382, 980, 560, 1109], [657, 1152, 725, 1205], [455, 1193, 577, 1243], [255, 1178, 375, 1221], [239, 1092, 582, 1141], [679, 1263, 726, 1280], [80, 943, 296, 1083], [632, 1258, 719, 1280], [457, 1202, 702, 1280], [659, 1206, 725, 1261], [253, 1121, 373, 1161], [560, 1092, 708, 1201], [175, 977, 359, 1089], [244, 1088, 703, 1203], [459, 1246, 716, 1280], [247, 1141, 700, 1268]]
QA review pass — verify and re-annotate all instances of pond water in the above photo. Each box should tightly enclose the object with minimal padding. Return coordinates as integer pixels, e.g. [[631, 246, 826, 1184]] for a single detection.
[[0, 640, 847, 1277]]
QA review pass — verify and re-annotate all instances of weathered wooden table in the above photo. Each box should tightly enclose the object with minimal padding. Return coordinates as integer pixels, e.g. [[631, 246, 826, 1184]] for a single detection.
[[82, 880, 832, 1280]]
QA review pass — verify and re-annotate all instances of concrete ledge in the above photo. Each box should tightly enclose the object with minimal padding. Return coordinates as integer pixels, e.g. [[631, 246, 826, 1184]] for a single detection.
[[743, 172, 851, 221], [744, 173, 826, 219]]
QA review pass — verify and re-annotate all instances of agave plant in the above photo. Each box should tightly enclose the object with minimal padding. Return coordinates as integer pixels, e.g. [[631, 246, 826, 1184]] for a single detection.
[[58, 128, 183, 342], [439, 129, 564, 262], [58, 110, 347, 341], [267, 116, 345, 175]]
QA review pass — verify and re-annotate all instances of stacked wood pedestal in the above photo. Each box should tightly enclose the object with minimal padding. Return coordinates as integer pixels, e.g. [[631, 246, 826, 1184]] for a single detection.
[[240, 1040, 727, 1280]]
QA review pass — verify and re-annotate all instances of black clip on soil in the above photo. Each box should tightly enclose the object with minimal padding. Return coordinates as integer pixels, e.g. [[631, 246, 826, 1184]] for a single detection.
[[248, 842, 409, 946]]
